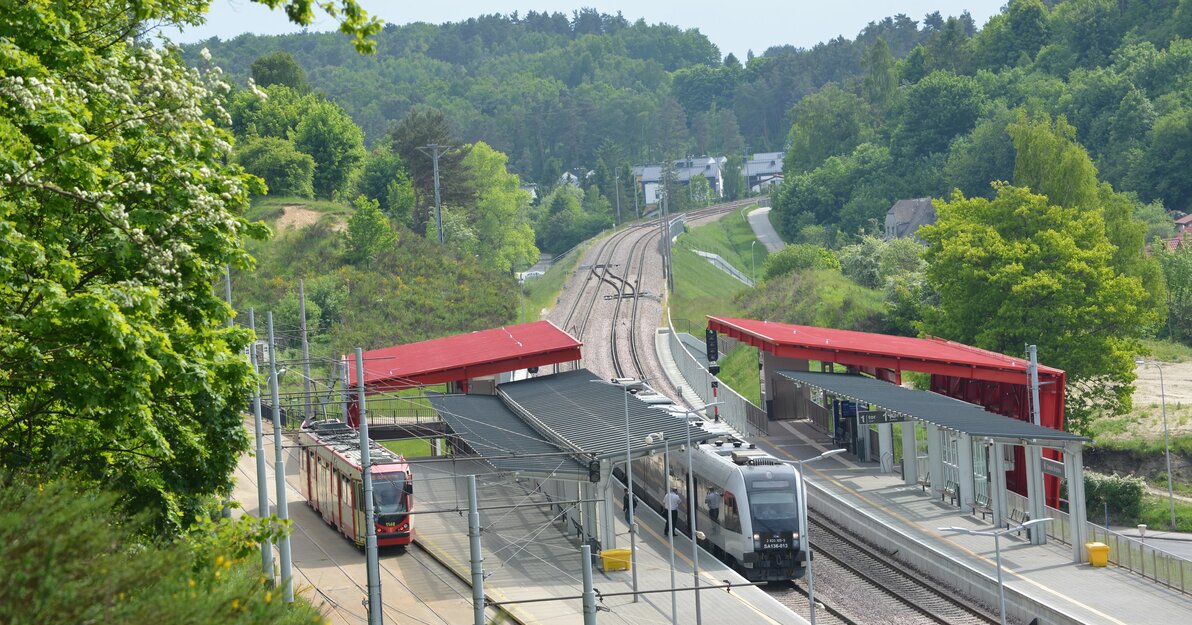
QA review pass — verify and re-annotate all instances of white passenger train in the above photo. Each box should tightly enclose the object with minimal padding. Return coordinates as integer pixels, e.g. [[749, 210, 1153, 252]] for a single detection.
[[616, 387, 809, 582]]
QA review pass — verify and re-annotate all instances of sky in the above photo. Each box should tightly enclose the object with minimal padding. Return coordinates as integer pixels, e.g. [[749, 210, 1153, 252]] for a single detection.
[[168, 1, 1009, 59]]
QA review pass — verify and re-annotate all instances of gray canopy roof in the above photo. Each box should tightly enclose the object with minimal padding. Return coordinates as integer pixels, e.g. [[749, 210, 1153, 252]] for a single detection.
[[428, 394, 588, 479], [498, 369, 719, 457], [777, 370, 1088, 445]]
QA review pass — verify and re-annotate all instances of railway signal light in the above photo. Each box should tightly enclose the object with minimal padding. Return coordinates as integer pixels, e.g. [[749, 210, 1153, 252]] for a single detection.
[[588, 460, 601, 483], [705, 328, 718, 362]]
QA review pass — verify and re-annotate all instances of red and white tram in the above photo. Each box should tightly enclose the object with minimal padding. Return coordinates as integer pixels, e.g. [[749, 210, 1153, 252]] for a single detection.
[[298, 420, 413, 547]]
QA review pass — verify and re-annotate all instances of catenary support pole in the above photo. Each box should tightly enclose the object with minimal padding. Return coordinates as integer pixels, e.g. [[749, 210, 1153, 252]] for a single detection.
[[665, 444, 676, 625], [299, 279, 312, 423], [248, 309, 273, 581], [356, 349, 383, 625], [267, 312, 293, 601], [417, 144, 452, 244], [581, 543, 597, 625], [469, 475, 486, 625]]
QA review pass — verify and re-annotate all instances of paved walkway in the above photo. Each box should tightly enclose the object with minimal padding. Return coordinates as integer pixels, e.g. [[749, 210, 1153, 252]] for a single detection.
[[747, 207, 785, 252]]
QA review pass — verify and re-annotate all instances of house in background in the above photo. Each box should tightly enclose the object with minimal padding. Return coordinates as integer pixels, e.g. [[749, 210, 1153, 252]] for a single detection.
[[744, 152, 784, 193], [633, 156, 725, 205], [884, 197, 937, 240], [1174, 213, 1192, 233]]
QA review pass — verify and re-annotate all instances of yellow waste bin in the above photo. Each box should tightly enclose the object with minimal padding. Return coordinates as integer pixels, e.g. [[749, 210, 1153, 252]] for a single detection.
[[600, 548, 631, 572], [1086, 542, 1109, 567]]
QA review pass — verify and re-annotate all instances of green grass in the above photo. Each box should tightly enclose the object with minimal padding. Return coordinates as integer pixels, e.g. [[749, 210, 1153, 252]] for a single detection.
[[718, 344, 761, 405], [1139, 338, 1192, 363], [676, 205, 768, 282], [669, 244, 751, 335], [1136, 493, 1192, 532], [522, 238, 592, 321], [382, 438, 434, 458]]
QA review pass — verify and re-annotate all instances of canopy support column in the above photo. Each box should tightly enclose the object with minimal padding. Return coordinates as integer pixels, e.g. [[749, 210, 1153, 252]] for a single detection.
[[1026, 445, 1047, 545], [599, 461, 616, 550], [878, 423, 894, 473], [992, 442, 1008, 527], [927, 424, 944, 500], [902, 421, 918, 486], [958, 433, 975, 511], [1064, 443, 1089, 562]]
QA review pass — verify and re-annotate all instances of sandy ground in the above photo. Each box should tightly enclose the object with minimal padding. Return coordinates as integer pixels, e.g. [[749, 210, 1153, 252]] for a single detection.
[[1124, 361, 1192, 438], [274, 205, 344, 232]]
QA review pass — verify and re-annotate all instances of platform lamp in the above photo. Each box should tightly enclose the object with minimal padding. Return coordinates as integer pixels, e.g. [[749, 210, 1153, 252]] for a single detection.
[[1135, 359, 1176, 530], [778, 448, 845, 625], [939, 518, 1052, 625], [590, 378, 640, 601]]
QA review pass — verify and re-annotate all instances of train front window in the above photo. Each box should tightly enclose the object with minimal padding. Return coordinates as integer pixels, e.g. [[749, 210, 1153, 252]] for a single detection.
[[746, 481, 799, 533], [373, 473, 407, 514]]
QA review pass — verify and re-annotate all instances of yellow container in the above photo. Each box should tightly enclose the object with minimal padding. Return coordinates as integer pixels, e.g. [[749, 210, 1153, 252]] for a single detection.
[[1086, 542, 1109, 567], [600, 548, 631, 572]]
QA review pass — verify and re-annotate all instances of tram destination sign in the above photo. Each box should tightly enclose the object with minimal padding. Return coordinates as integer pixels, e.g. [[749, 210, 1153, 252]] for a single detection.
[[857, 410, 906, 425]]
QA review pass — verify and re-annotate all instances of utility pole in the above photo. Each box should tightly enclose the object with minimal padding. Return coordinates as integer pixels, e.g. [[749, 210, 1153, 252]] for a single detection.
[[223, 265, 233, 328], [614, 172, 622, 226], [267, 312, 294, 602], [247, 308, 273, 582], [356, 348, 384, 625], [298, 279, 312, 424], [417, 144, 452, 244]]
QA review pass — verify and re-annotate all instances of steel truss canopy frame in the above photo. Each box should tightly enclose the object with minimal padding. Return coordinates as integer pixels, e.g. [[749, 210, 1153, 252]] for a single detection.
[[775, 371, 1088, 446]]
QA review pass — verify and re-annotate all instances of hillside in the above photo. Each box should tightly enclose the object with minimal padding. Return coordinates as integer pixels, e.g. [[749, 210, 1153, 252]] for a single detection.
[[233, 196, 519, 359]]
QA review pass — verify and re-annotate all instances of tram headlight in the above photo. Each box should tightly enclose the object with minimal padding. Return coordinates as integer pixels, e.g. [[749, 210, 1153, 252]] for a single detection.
[[752, 533, 762, 550]]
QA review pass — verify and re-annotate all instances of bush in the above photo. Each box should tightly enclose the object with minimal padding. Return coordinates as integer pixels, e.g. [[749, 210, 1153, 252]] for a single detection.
[[0, 478, 323, 625], [1083, 471, 1145, 521], [234, 137, 316, 199], [762, 243, 841, 281]]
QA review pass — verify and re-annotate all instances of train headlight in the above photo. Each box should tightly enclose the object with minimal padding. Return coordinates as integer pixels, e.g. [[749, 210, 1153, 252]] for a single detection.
[[791, 532, 799, 540], [752, 533, 762, 550]]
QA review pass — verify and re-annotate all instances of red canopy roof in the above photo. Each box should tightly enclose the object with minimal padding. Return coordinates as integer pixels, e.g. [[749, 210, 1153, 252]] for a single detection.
[[346, 320, 582, 391], [707, 316, 1062, 384]]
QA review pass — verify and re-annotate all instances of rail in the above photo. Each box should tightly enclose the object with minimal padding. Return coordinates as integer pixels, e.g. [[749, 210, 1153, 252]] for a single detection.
[[665, 310, 767, 437]]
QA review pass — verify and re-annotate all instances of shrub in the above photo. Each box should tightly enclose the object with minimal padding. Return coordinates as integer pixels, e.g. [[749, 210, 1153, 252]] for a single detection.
[[1083, 471, 1145, 521], [762, 243, 841, 281]]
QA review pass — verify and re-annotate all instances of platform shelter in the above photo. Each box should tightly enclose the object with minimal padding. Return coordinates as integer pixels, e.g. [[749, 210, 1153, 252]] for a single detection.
[[342, 320, 582, 423], [706, 317, 1087, 549]]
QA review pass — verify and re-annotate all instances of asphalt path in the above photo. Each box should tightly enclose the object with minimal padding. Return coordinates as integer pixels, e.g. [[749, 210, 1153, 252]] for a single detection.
[[746, 206, 785, 253]]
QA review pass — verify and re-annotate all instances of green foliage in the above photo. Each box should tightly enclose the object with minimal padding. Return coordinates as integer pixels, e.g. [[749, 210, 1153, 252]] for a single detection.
[[0, 0, 276, 532], [382, 438, 433, 458], [291, 98, 365, 198], [717, 344, 761, 405], [1083, 471, 1145, 521], [535, 184, 611, 254], [773, 143, 900, 238], [389, 107, 474, 235], [0, 478, 322, 625], [354, 145, 414, 220], [784, 84, 871, 173], [344, 196, 396, 267], [920, 185, 1154, 410], [251, 51, 309, 92], [761, 244, 841, 281], [462, 142, 539, 272], [235, 136, 316, 198], [736, 269, 888, 332], [890, 71, 984, 159], [1154, 241, 1192, 344]]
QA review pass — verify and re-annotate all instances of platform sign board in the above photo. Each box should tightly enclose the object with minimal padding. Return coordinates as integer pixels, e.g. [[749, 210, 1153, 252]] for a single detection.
[[857, 409, 906, 425], [1042, 457, 1065, 478]]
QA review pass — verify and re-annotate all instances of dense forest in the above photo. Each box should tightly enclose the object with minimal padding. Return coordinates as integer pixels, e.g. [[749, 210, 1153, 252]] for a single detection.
[[187, 8, 953, 184]]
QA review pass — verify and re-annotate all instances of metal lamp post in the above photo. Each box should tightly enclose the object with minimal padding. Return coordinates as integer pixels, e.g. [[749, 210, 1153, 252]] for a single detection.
[[1136, 359, 1177, 530], [681, 402, 722, 625], [592, 379, 639, 601], [939, 518, 1053, 625], [750, 240, 757, 284], [780, 448, 845, 625]]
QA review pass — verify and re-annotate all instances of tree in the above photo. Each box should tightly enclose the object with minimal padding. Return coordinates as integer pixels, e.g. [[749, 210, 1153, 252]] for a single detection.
[[460, 142, 539, 273], [784, 84, 870, 173], [1154, 241, 1192, 344], [920, 185, 1155, 409], [291, 98, 365, 198], [389, 106, 475, 236], [890, 71, 983, 160], [344, 196, 397, 267], [251, 51, 309, 92], [861, 37, 899, 114], [0, 0, 272, 531], [355, 145, 415, 220], [722, 154, 745, 200], [234, 136, 316, 198]]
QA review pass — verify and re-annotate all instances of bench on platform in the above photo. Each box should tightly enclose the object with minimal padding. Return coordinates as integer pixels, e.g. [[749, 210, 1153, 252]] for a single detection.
[[941, 480, 958, 506], [972, 493, 992, 520], [918, 472, 931, 494], [1008, 508, 1032, 539]]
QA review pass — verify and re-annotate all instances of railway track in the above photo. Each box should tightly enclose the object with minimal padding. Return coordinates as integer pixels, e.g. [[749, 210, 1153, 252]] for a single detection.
[[767, 513, 1002, 625]]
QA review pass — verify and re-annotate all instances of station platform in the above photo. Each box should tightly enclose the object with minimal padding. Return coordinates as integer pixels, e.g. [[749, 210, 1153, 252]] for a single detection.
[[413, 459, 806, 625], [758, 418, 1192, 625]]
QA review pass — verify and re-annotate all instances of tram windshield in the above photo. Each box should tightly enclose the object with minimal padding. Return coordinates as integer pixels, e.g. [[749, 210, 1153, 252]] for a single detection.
[[373, 473, 408, 514], [746, 480, 799, 533]]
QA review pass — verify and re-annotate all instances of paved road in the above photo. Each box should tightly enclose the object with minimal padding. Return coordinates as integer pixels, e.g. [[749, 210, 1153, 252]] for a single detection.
[[747, 206, 785, 252]]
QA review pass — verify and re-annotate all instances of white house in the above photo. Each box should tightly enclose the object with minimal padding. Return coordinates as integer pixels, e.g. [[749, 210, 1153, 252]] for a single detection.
[[633, 156, 726, 205]]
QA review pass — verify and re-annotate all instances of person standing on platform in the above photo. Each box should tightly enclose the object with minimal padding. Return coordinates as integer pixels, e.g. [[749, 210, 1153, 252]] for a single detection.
[[664, 487, 681, 536], [705, 486, 721, 524]]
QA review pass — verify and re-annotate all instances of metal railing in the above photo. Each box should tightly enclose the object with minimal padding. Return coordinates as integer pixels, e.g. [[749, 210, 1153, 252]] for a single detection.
[[665, 316, 767, 437], [1004, 491, 1192, 595]]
